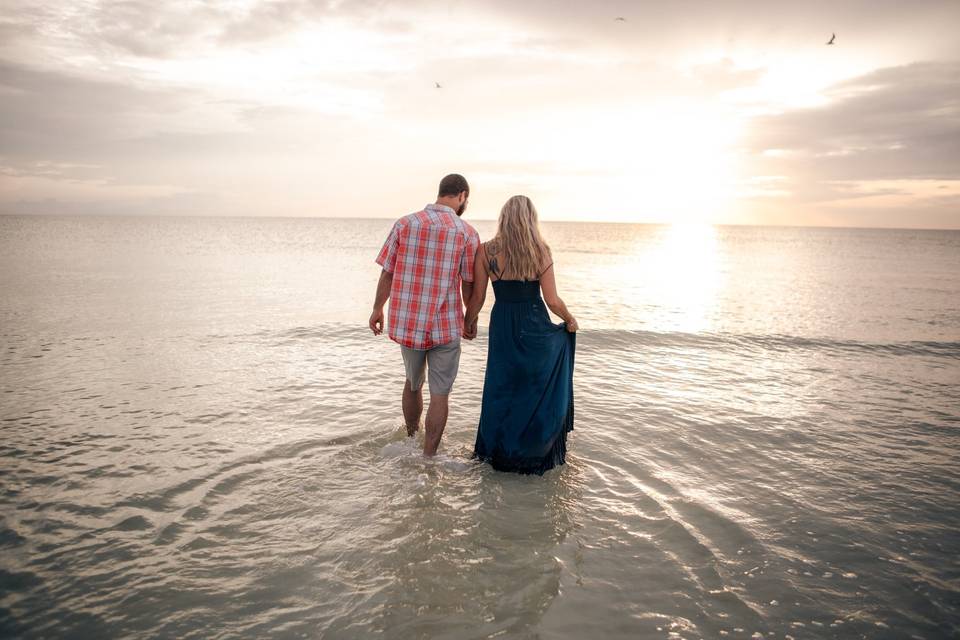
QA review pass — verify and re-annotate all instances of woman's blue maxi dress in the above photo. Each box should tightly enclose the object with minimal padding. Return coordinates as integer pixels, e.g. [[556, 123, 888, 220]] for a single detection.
[[473, 265, 576, 475]]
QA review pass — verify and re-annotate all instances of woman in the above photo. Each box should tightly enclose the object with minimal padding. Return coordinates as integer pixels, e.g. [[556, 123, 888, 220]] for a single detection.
[[464, 195, 577, 475]]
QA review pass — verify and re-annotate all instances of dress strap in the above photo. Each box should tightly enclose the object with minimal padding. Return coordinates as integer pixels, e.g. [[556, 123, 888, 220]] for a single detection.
[[538, 262, 554, 277], [489, 257, 504, 281]]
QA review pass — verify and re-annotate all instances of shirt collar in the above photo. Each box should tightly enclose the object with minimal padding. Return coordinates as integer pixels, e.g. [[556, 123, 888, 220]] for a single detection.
[[426, 203, 456, 216]]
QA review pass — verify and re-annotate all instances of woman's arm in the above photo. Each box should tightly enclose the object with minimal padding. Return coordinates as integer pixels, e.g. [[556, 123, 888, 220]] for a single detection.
[[539, 263, 578, 332], [464, 243, 490, 335]]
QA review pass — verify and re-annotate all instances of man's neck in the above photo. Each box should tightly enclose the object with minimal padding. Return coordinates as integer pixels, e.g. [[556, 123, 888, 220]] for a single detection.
[[435, 197, 459, 211]]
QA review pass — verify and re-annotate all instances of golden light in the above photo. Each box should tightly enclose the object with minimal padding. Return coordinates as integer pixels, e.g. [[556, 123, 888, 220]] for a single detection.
[[459, 102, 745, 224], [645, 222, 723, 334]]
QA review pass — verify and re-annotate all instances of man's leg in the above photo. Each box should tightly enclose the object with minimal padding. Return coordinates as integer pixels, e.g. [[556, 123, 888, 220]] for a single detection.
[[400, 346, 427, 437], [402, 380, 423, 437], [423, 394, 449, 456], [421, 340, 461, 456]]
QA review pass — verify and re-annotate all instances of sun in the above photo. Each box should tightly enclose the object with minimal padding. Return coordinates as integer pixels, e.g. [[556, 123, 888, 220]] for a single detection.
[[607, 104, 743, 224], [477, 102, 744, 224]]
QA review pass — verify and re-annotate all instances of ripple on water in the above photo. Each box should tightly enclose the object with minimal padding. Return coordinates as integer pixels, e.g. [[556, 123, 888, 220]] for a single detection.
[[0, 316, 957, 637]]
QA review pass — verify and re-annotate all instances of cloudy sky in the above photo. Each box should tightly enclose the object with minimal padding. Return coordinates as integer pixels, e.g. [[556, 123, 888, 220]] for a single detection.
[[1, 1, 958, 227]]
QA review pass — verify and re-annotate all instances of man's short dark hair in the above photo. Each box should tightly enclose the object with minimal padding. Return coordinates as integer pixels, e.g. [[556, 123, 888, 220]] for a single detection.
[[438, 174, 469, 198]]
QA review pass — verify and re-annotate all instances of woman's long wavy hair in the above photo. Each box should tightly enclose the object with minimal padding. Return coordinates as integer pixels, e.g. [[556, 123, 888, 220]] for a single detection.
[[490, 195, 552, 281]]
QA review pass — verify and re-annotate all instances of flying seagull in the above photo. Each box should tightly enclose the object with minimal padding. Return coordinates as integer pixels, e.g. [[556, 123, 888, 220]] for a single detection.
[[826, 33, 836, 45], [614, 16, 626, 22], [435, 82, 442, 89]]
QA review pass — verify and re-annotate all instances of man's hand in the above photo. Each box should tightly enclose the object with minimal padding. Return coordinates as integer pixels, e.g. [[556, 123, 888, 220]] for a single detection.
[[369, 308, 385, 335], [369, 270, 392, 336], [463, 314, 478, 340]]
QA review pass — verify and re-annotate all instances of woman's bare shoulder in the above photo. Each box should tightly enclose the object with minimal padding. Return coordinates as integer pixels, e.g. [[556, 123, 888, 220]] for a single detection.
[[539, 252, 554, 276]]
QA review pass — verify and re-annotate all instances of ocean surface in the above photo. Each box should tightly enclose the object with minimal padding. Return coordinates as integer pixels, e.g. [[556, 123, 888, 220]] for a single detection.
[[1, 215, 958, 639]]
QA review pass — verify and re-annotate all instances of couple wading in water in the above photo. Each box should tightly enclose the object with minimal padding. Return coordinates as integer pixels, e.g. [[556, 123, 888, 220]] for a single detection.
[[369, 174, 577, 475]]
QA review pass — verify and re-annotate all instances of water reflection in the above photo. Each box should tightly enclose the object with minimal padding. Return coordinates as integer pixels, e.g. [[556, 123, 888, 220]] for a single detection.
[[4, 218, 957, 638], [457, 464, 582, 635], [360, 448, 584, 638], [645, 223, 723, 334]]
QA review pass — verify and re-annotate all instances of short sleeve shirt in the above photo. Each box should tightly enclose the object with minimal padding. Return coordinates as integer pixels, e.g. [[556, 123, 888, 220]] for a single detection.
[[375, 204, 480, 350]]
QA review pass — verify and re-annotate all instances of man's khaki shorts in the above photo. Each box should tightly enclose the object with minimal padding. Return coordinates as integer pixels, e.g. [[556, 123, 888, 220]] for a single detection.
[[401, 339, 461, 395]]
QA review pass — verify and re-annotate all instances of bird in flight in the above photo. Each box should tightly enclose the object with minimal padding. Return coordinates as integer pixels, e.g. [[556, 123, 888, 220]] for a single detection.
[[614, 16, 626, 22], [435, 82, 442, 89], [826, 33, 836, 45]]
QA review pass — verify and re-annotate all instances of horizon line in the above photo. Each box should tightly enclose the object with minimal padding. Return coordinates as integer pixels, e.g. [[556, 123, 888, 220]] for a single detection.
[[1, 211, 958, 233]]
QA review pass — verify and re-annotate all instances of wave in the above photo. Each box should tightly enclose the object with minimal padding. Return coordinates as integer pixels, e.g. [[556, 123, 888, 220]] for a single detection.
[[242, 324, 960, 359], [576, 330, 960, 359]]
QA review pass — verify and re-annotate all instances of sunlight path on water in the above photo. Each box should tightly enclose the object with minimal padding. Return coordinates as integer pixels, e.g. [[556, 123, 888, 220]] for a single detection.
[[0, 217, 957, 638]]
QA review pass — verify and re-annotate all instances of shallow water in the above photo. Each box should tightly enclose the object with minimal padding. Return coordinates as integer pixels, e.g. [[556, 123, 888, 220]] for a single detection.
[[1, 216, 959, 638]]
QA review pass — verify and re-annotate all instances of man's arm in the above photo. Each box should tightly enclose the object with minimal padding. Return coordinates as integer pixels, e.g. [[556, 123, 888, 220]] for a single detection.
[[460, 230, 481, 339], [463, 243, 490, 340], [369, 270, 393, 335]]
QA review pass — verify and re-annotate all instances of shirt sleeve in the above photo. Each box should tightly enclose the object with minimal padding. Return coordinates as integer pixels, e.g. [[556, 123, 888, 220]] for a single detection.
[[460, 228, 480, 283], [375, 221, 402, 273]]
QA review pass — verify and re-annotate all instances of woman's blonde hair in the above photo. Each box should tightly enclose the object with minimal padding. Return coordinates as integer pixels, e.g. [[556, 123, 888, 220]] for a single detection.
[[489, 195, 552, 281]]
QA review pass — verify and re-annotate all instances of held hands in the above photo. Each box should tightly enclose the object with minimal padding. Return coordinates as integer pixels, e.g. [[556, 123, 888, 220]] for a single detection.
[[369, 308, 384, 335], [463, 313, 478, 340]]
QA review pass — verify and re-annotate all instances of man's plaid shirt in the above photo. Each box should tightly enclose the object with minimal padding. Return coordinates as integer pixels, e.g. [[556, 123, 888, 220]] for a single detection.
[[375, 204, 480, 350]]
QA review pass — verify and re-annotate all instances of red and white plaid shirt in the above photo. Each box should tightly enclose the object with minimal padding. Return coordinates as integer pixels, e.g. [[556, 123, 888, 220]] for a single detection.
[[376, 204, 480, 350]]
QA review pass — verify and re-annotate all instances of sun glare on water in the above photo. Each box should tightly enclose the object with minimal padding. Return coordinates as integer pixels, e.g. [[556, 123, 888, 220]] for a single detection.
[[647, 222, 723, 333]]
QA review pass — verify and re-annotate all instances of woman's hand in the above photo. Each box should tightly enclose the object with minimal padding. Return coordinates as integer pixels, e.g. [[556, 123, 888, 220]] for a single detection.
[[464, 313, 479, 340], [566, 317, 578, 333]]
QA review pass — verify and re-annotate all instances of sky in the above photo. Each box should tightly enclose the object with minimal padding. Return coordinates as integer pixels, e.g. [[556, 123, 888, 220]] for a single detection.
[[0, 0, 958, 228]]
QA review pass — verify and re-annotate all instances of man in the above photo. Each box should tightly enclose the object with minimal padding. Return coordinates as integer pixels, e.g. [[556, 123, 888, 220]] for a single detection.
[[369, 174, 481, 456]]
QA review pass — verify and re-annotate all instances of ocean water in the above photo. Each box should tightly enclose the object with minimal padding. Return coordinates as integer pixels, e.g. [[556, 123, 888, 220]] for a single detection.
[[0, 215, 958, 639]]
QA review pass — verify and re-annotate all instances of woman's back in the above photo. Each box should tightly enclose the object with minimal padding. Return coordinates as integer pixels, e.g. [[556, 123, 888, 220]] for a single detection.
[[473, 240, 574, 475], [484, 239, 551, 286], [465, 195, 577, 475]]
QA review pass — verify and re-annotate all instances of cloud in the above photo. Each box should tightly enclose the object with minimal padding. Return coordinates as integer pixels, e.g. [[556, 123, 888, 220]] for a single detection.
[[742, 61, 960, 206], [1, 0, 959, 226], [0, 61, 237, 160], [89, 1, 228, 57], [0, 0, 404, 62], [216, 0, 367, 45], [688, 58, 766, 94], [0, 56, 388, 217]]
